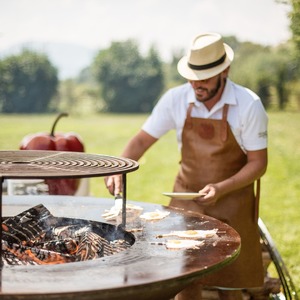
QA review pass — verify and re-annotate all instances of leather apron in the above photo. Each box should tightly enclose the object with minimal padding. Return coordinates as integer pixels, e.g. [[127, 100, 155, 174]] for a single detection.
[[170, 103, 264, 288]]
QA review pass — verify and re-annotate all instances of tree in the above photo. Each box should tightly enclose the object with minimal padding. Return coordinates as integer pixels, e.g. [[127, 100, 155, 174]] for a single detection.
[[92, 40, 164, 113], [229, 41, 273, 108], [53, 79, 101, 115], [288, 0, 300, 59], [0, 49, 58, 113], [229, 38, 297, 110], [163, 49, 186, 90], [278, 0, 300, 74]]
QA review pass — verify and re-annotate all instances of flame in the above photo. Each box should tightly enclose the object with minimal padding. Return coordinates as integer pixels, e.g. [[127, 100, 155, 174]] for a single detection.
[[24, 250, 68, 265], [2, 223, 9, 232], [5, 245, 71, 265]]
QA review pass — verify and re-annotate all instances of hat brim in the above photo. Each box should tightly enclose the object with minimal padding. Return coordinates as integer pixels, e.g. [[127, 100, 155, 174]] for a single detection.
[[177, 43, 234, 81]]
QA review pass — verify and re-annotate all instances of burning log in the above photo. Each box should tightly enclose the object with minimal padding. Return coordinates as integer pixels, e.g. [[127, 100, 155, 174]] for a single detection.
[[1, 204, 133, 265]]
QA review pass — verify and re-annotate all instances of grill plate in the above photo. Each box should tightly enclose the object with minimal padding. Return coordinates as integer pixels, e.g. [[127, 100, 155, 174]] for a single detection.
[[1, 195, 241, 300]]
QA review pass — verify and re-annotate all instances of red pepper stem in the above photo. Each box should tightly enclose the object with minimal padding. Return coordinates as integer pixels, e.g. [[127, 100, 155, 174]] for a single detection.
[[50, 113, 68, 136]]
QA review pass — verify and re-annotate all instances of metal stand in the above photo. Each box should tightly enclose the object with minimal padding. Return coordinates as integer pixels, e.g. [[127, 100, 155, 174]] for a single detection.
[[121, 174, 127, 227], [259, 218, 299, 300], [0, 177, 2, 271]]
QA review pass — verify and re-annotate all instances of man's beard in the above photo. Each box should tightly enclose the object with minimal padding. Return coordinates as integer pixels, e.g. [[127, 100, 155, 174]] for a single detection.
[[195, 75, 223, 103]]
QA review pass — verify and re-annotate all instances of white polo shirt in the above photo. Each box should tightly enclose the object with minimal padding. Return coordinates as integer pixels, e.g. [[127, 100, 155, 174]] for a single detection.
[[142, 79, 268, 153]]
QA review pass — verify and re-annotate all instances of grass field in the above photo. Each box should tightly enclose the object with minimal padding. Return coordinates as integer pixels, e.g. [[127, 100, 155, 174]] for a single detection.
[[1, 112, 299, 294]]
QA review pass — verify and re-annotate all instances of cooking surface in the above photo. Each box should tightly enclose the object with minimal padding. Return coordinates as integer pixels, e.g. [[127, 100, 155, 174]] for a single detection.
[[1, 195, 241, 300], [0, 150, 139, 178]]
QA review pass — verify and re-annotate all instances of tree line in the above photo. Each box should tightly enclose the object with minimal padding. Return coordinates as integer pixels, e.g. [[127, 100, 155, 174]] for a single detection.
[[0, 0, 299, 114]]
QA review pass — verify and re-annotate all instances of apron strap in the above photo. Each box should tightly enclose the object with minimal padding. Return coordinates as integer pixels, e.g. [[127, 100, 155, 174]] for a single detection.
[[255, 179, 260, 221], [186, 103, 194, 128], [221, 104, 229, 142]]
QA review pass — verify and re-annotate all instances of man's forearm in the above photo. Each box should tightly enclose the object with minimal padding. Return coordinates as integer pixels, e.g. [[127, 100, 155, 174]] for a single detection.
[[121, 130, 158, 161], [216, 149, 267, 196]]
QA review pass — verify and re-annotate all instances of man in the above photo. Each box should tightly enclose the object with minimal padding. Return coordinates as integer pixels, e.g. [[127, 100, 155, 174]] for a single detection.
[[105, 32, 268, 300]]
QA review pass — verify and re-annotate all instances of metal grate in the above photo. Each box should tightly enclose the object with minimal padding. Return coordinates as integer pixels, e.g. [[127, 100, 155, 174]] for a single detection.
[[0, 150, 139, 179], [0, 150, 139, 239]]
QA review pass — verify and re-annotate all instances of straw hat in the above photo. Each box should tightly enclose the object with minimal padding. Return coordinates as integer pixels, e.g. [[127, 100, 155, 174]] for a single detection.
[[177, 32, 234, 81]]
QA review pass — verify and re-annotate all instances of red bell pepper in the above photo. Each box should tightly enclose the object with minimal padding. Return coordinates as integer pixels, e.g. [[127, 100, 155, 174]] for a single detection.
[[20, 113, 85, 195]]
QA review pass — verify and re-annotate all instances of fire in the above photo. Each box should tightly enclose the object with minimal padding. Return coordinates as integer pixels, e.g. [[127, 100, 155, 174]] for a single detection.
[[24, 249, 68, 265], [2, 204, 132, 266]]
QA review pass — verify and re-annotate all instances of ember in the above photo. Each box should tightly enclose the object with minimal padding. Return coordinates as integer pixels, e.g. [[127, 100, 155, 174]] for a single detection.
[[2, 204, 134, 265]]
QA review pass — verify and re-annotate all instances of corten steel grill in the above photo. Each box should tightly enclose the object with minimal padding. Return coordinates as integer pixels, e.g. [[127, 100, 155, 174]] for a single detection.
[[0, 151, 241, 300]]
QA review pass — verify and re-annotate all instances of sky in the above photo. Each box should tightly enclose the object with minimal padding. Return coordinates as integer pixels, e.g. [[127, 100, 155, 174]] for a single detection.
[[0, 0, 292, 77]]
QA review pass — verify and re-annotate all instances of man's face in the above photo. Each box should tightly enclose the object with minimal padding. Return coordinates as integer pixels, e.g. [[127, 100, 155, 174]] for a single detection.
[[189, 73, 224, 103]]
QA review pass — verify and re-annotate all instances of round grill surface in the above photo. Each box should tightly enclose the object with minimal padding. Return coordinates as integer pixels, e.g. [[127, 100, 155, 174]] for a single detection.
[[1, 196, 241, 300], [0, 150, 139, 179]]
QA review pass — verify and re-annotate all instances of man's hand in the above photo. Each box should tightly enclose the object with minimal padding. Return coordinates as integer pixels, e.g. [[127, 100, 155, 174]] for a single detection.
[[104, 175, 122, 196], [195, 184, 220, 206], [195, 149, 268, 207]]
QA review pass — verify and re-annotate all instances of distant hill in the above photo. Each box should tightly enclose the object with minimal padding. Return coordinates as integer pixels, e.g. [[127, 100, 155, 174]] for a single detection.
[[0, 41, 98, 80]]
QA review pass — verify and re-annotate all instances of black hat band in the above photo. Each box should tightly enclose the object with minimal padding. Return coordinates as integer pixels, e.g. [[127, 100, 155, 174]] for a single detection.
[[188, 53, 226, 70]]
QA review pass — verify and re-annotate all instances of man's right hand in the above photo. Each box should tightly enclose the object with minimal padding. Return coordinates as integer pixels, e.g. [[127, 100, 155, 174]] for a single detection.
[[104, 174, 122, 196]]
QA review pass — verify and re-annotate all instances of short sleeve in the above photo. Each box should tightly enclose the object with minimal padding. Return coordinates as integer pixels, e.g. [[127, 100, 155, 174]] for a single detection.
[[142, 89, 177, 139], [241, 97, 268, 151]]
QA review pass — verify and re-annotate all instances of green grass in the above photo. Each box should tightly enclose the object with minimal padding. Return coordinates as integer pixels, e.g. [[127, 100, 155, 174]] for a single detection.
[[1, 112, 299, 294]]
